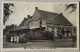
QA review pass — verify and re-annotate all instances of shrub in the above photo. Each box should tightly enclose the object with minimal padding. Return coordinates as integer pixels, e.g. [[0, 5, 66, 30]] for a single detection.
[[72, 35, 77, 42], [28, 31, 55, 40], [19, 36, 27, 43], [28, 32, 44, 40], [6, 33, 11, 42], [42, 31, 54, 40]]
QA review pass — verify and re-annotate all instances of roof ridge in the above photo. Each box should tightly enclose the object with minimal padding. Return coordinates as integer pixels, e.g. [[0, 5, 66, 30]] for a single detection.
[[37, 9, 58, 14]]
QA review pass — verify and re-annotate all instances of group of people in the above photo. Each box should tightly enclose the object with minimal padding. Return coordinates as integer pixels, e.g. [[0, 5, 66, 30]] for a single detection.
[[10, 35, 19, 43], [10, 33, 28, 43], [57, 29, 72, 39]]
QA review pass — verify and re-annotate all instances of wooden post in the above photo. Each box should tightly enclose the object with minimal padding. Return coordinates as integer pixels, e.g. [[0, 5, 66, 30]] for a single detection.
[[54, 27, 57, 37], [64, 27, 67, 37], [46, 26, 48, 31], [72, 27, 74, 36]]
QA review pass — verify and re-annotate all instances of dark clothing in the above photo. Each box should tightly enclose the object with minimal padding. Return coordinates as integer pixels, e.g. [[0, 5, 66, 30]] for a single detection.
[[61, 30, 65, 35]]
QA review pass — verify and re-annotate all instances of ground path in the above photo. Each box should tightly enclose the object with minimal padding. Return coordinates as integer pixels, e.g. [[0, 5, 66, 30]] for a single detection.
[[3, 39, 75, 48]]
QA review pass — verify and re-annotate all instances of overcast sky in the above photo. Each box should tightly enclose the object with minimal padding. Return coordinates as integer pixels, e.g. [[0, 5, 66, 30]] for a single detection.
[[4, 2, 78, 27]]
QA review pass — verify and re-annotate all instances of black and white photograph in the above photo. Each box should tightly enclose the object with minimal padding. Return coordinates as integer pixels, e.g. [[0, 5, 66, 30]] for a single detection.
[[2, 2, 79, 50]]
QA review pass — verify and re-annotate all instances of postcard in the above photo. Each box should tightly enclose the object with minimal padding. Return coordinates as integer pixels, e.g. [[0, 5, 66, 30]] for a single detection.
[[1, 2, 79, 51]]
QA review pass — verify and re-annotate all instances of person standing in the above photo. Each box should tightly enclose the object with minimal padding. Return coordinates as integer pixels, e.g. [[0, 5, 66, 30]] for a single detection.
[[14, 35, 17, 43], [61, 29, 65, 38], [10, 36, 13, 43], [16, 36, 19, 43], [51, 31, 55, 41]]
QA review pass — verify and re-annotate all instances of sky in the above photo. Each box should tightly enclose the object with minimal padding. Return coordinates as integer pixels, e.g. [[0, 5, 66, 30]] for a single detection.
[[4, 2, 78, 28]]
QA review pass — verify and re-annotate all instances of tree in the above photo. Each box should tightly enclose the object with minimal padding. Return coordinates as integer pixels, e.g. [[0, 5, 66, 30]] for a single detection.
[[5, 24, 17, 30], [3, 3, 14, 25], [4, 24, 17, 34], [65, 4, 76, 13]]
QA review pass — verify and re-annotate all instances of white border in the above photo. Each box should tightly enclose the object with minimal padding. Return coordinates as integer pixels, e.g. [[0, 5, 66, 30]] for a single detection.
[[1, 2, 79, 51]]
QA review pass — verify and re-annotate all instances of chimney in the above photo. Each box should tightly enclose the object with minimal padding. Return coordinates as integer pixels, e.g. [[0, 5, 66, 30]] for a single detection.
[[60, 13, 63, 15], [27, 15, 31, 19], [35, 7, 38, 10], [24, 17, 26, 19], [28, 15, 30, 19]]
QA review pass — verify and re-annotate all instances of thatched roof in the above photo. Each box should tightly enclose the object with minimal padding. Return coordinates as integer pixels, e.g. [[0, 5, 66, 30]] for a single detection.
[[19, 7, 73, 28], [46, 13, 73, 26], [8, 7, 73, 32], [37, 9, 58, 21], [19, 18, 28, 27], [37, 9, 72, 26]]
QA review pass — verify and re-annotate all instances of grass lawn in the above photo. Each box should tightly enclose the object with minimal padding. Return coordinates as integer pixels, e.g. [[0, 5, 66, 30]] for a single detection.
[[3, 39, 76, 48]]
